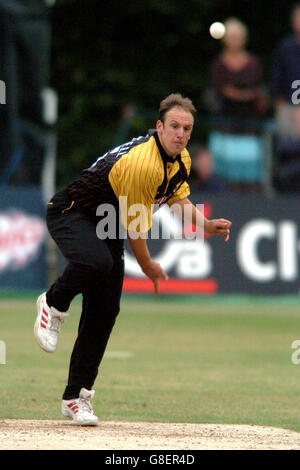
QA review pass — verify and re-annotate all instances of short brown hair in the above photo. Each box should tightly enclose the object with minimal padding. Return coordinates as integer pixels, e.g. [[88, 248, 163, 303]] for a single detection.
[[158, 93, 197, 122]]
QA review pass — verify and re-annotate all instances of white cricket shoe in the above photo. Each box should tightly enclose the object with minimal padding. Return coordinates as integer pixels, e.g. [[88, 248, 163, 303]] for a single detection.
[[62, 388, 98, 426], [34, 292, 69, 353]]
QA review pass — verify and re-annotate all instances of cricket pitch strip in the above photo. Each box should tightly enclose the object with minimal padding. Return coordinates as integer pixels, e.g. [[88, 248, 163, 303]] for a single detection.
[[0, 419, 299, 450]]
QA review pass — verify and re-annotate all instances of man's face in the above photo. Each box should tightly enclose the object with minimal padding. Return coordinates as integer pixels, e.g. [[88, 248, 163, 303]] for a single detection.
[[292, 8, 300, 36], [223, 23, 247, 50], [156, 106, 194, 157]]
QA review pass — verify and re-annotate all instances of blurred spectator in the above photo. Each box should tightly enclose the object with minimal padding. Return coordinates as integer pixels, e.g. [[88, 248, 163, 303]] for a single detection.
[[190, 146, 227, 192], [0, 0, 53, 186], [271, 3, 300, 134], [207, 17, 267, 193], [271, 3, 300, 192]]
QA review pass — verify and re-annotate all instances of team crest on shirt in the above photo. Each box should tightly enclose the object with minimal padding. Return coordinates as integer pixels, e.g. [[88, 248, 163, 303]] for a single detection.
[[154, 182, 183, 206], [154, 195, 168, 205]]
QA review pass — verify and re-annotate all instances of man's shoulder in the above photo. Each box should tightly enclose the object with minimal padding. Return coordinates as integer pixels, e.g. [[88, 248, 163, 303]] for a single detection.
[[119, 132, 153, 152], [123, 132, 157, 158], [181, 147, 191, 162], [277, 35, 297, 52], [88, 132, 154, 171], [105, 132, 154, 160], [116, 133, 161, 175]]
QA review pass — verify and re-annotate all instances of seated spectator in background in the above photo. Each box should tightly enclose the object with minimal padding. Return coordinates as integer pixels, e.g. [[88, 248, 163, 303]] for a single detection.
[[207, 17, 267, 193], [190, 146, 227, 192], [271, 3, 300, 192], [211, 17, 266, 124]]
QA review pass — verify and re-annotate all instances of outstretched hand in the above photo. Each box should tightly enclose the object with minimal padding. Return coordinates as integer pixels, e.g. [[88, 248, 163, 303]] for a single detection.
[[127, 234, 169, 295], [205, 218, 232, 242]]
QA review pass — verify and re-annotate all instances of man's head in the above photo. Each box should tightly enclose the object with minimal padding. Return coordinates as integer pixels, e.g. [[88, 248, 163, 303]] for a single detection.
[[222, 17, 248, 51], [192, 147, 214, 181], [291, 3, 300, 38], [156, 93, 196, 157]]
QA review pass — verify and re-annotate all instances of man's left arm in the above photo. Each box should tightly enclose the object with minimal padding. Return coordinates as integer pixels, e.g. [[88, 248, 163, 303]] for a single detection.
[[168, 197, 232, 242]]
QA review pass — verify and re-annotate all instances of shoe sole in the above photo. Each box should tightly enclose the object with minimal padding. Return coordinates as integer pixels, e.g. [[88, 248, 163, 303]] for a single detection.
[[62, 410, 98, 426], [34, 293, 55, 353]]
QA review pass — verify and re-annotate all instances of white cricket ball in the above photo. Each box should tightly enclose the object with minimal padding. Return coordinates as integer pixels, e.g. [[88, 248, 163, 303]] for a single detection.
[[209, 22, 226, 40]]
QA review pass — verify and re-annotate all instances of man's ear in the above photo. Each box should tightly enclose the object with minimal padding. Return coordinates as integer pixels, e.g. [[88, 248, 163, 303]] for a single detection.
[[156, 120, 163, 132]]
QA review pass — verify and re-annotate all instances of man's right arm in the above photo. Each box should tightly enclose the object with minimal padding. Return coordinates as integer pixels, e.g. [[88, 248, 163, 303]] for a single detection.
[[127, 231, 168, 295], [110, 145, 168, 292]]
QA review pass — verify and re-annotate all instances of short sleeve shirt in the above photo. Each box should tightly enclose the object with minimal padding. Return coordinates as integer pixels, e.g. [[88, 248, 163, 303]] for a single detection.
[[67, 130, 191, 233]]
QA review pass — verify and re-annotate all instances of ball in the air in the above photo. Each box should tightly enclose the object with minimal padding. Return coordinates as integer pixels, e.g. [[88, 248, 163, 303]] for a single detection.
[[209, 22, 226, 39]]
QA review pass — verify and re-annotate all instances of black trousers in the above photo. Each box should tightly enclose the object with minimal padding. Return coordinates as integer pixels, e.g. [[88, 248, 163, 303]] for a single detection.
[[45, 189, 124, 400]]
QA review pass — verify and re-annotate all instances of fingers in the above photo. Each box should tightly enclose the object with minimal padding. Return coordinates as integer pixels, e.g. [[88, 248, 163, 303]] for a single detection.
[[224, 222, 231, 242], [214, 219, 231, 242], [221, 226, 230, 242], [153, 270, 169, 295], [220, 218, 232, 225], [217, 219, 232, 229], [221, 221, 231, 242], [153, 278, 159, 295]]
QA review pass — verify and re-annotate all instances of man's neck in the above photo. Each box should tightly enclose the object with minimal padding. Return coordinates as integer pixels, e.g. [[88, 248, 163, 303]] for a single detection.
[[156, 132, 177, 159]]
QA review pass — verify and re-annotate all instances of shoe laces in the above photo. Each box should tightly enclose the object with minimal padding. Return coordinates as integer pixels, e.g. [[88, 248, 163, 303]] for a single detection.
[[49, 313, 68, 333], [79, 397, 94, 415]]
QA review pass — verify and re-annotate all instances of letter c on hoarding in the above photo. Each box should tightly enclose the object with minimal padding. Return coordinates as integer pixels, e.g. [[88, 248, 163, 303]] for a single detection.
[[237, 220, 276, 281]]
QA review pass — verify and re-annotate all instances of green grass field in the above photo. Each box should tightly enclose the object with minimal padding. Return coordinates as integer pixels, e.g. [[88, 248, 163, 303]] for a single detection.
[[0, 293, 300, 432]]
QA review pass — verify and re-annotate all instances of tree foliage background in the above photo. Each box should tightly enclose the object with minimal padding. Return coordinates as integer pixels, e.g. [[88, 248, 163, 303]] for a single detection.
[[50, 0, 297, 185]]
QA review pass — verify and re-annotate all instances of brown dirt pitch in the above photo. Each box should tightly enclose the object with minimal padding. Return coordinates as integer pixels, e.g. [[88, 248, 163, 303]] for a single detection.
[[0, 419, 299, 450]]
